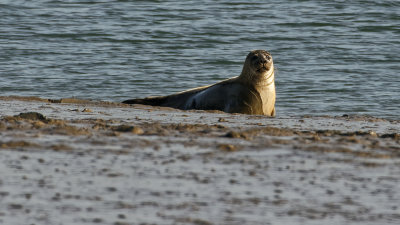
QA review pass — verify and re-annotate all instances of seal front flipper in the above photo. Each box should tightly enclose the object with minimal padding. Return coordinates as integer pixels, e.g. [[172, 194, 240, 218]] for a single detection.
[[184, 82, 264, 115], [270, 107, 276, 117], [225, 85, 264, 115]]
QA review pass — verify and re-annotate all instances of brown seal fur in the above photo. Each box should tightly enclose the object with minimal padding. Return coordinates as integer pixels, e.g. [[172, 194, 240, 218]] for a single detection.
[[122, 50, 276, 116]]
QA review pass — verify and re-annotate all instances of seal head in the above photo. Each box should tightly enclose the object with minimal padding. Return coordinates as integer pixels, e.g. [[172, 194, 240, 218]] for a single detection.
[[239, 50, 274, 86], [249, 50, 273, 73]]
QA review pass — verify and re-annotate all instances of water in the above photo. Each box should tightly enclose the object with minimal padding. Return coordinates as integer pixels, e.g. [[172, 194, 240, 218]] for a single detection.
[[1, 0, 399, 119]]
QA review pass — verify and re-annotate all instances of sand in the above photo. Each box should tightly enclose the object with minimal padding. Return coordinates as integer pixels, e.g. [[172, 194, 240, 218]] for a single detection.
[[0, 96, 399, 225]]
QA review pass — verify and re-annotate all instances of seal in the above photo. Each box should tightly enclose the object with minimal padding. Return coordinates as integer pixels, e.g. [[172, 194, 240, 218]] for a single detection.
[[122, 50, 276, 116]]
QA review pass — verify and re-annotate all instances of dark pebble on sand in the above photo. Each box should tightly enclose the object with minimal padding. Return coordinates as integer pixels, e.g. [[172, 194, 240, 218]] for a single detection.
[[380, 133, 400, 139], [114, 125, 144, 134], [17, 112, 47, 121], [107, 187, 118, 192], [0, 191, 9, 197], [218, 144, 237, 152], [93, 218, 103, 223], [326, 190, 335, 195], [225, 131, 240, 138], [114, 222, 130, 225], [8, 204, 23, 210]]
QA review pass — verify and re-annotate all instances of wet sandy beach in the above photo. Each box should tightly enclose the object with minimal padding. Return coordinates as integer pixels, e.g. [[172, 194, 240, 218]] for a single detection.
[[0, 96, 399, 225]]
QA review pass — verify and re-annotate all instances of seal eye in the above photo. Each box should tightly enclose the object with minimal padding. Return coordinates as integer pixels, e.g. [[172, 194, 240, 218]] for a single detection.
[[251, 55, 259, 61]]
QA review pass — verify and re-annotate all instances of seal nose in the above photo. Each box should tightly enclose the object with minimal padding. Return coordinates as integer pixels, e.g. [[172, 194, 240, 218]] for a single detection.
[[259, 55, 271, 67], [256, 55, 269, 66], [259, 58, 267, 64]]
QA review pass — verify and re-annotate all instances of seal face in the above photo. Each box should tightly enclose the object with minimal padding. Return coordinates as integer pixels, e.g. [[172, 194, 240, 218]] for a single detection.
[[123, 50, 276, 116], [250, 50, 272, 73]]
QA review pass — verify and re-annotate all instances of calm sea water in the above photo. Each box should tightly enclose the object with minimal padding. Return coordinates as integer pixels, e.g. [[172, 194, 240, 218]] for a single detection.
[[1, 0, 399, 119]]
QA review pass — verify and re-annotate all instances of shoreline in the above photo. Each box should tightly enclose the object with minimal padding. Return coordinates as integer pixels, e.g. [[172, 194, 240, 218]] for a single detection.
[[1, 96, 399, 225]]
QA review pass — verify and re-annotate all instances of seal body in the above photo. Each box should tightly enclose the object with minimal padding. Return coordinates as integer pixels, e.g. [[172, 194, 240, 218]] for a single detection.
[[123, 50, 276, 116]]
